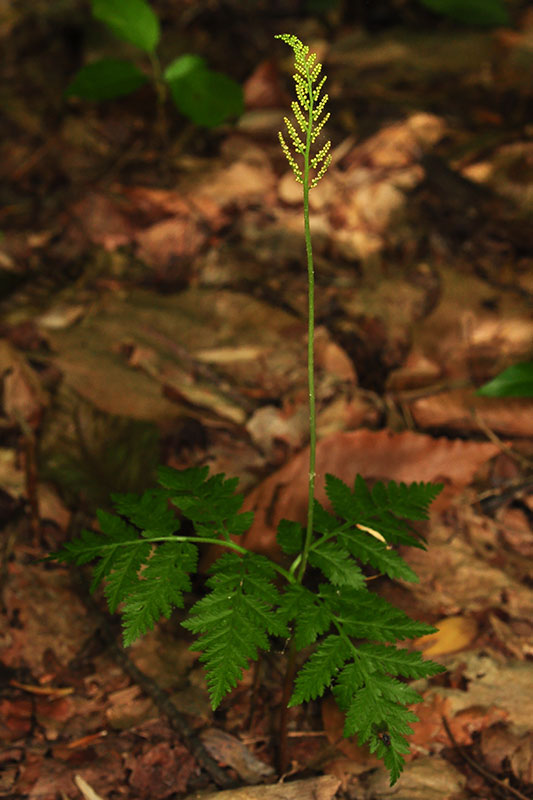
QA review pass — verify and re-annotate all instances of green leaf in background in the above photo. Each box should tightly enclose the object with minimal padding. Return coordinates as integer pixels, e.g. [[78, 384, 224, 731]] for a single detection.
[[164, 55, 243, 128], [418, 0, 509, 26], [92, 0, 160, 53], [65, 59, 148, 100], [477, 362, 533, 398]]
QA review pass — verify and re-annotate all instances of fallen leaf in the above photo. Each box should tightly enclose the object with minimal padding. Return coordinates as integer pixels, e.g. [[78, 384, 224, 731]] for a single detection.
[[199, 728, 274, 783], [415, 616, 478, 657], [184, 775, 340, 800], [240, 430, 498, 557]]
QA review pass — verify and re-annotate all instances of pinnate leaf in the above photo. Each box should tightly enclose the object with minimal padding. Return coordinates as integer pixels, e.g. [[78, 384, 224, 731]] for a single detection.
[[157, 464, 210, 493], [121, 542, 197, 645], [277, 519, 304, 554], [357, 642, 446, 679], [290, 635, 351, 705], [277, 585, 333, 649], [309, 541, 364, 588], [330, 588, 437, 641], [183, 553, 286, 708], [340, 530, 419, 582], [111, 489, 180, 536]]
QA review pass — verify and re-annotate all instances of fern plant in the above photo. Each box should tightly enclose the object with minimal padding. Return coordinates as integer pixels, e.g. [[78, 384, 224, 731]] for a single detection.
[[51, 35, 445, 786]]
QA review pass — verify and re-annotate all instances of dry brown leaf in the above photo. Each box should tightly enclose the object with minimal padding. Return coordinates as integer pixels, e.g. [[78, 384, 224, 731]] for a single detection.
[[135, 217, 208, 269], [69, 191, 135, 250], [126, 741, 196, 798], [184, 775, 340, 800], [428, 651, 533, 736], [0, 339, 49, 427], [365, 754, 466, 800], [243, 60, 287, 110], [240, 430, 498, 557], [199, 728, 274, 783], [411, 390, 533, 437]]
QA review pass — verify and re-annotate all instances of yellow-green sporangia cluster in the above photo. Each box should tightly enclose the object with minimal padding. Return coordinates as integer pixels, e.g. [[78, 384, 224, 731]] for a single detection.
[[276, 34, 331, 188]]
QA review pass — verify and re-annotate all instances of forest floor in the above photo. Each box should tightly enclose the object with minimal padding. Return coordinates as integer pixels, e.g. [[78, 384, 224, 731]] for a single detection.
[[1, 3, 533, 800]]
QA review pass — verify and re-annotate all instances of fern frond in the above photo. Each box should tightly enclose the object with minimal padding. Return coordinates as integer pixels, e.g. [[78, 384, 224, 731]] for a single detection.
[[343, 685, 418, 784], [357, 642, 447, 679], [110, 488, 179, 536], [321, 586, 438, 642], [340, 530, 419, 582], [326, 473, 442, 548], [308, 541, 365, 588], [277, 584, 332, 649], [121, 541, 197, 645], [183, 553, 287, 708], [277, 518, 304, 555], [276, 33, 331, 187], [289, 634, 351, 705]]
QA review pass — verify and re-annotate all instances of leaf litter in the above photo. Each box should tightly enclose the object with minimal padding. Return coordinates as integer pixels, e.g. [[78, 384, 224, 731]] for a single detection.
[[1, 6, 533, 800]]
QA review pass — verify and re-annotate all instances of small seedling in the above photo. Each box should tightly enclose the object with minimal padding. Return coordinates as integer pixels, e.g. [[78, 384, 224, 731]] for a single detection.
[[66, 0, 243, 131], [51, 35, 445, 785]]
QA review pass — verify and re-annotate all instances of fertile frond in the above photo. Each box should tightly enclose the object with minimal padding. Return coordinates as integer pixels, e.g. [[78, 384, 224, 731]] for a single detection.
[[183, 553, 287, 708], [276, 33, 331, 187], [278, 131, 303, 183]]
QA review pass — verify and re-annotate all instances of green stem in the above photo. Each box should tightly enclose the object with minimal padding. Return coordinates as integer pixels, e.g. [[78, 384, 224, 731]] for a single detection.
[[296, 69, 316, 585], [71, 535, 295, 584]]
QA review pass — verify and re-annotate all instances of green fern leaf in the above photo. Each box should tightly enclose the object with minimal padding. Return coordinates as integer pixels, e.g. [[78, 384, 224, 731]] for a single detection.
[[277, 519, 304, 555], [325, 473, 362, 520], [111, 488, 180, 535], [289, 635, 351, 705], [309, 541, 365, 588], [313, 499, 339, 533], [103, 539, 152, 612], [277, 584, 333, 649], [121, 541, 197, 645], [380, 479, 443, 520], [357, 643, 446, 679], [339, 530, 419, 582], [183, 553, 287, 708], [157, 464, 210, 492], [326, 474, 442, 549], [321, 586, 438, 641], [333, 661, 368, 710], [343, 685, 419, 784]]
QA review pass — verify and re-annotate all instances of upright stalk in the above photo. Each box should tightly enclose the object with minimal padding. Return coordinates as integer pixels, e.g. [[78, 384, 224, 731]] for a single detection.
[[297, 77, 316, 585], [275, 34, 332, 773]]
